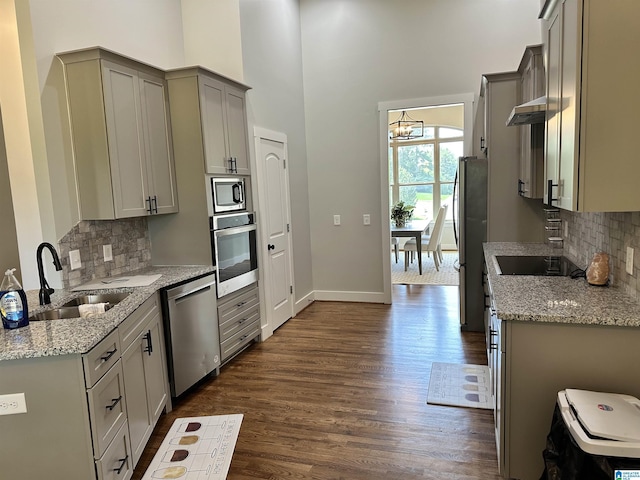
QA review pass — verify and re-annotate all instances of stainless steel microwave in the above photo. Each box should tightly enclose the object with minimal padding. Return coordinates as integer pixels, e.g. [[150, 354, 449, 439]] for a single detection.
[[211, 177, 246, 214]]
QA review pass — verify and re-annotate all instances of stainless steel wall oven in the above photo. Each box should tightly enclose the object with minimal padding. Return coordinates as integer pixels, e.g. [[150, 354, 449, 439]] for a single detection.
[[210, 211, 258, 298]]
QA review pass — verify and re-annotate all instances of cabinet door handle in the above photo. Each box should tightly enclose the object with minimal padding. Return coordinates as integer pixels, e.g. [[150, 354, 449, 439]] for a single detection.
[[152, 195, 158, 214], [146, 196, 153, 214], [106, 395, 122, 411], [100, 348, 118, 363], [546, 179, 558, 205], [267, 244, 275, 250], [480, 136, 485, 151], [518, 179, 525, 196], [113, 455, 129, 474], [143, 330, 153, 355]]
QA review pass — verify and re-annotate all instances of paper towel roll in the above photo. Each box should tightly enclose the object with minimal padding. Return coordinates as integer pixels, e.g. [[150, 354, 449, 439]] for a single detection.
[[78, 303, 108, 318]]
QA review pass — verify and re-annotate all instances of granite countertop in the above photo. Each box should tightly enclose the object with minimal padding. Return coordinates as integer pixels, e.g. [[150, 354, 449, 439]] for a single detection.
[[484, 242, 640, 327], [0, 265, 215, 361]]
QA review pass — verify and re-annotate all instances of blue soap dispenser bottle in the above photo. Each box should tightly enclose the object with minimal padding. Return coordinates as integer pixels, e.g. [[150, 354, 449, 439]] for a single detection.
[[0, 268, 29, 329]]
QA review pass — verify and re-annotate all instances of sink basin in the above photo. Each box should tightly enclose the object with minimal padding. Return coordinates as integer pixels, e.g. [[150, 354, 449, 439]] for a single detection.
[[61, 292, 130, 308], [30, 292, 130, 321], [31, 307, 82, 321], [494, 255, 582, 276]]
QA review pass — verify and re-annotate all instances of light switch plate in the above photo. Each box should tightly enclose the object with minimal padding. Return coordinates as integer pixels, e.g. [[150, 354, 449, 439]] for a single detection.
[[626, 247, 634, 275], [333, 215, 341, 226], [103, 244, 113, 262], [363, 214, 371, 226], [69, 249, 82, 270]]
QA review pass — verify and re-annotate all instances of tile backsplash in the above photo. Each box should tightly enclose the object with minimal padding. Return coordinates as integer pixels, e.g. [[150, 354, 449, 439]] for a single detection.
[[58, 218, 151, 288], [561, 210, 640, 299]]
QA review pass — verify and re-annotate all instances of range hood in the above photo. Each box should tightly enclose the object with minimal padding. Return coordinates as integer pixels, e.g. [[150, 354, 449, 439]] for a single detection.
[[506, 96, 546, 126]]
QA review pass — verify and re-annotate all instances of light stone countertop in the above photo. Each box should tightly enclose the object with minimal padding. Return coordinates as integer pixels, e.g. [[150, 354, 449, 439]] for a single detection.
[[0, 265, 215, 361], [484, 242, 640, 327]]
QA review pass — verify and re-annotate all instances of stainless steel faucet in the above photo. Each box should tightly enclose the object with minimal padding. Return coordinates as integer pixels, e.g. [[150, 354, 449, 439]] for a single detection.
[[36, 242, 63, 305]]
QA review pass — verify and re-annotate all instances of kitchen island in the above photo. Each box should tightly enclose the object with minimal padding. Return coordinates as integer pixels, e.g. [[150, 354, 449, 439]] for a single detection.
[[0, 265, 214, 480], [484, 243, 640, 480]]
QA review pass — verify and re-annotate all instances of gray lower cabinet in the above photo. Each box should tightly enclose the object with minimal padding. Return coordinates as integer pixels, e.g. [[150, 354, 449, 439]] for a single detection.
[[0, 294, 168, 479], [119, 294, 168, 466], [490, 308, 640, 479], [218, 284, 261, 364]]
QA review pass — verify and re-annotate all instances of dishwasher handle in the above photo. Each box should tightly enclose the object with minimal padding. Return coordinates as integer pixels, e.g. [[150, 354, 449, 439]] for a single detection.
[[165, 274, 217, 303], [174, 285, 212, 305]]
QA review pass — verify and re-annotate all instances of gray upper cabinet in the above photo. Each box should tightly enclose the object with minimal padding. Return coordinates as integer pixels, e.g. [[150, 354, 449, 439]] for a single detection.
[[166, 67, 251, 176], [58, 47, 178, 219], [516, 45, 544, 199], [541, 0, 640, 212]]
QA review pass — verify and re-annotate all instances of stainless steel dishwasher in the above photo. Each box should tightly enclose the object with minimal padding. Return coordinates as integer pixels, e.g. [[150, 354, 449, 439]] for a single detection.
[[161, 273, 220, 397]]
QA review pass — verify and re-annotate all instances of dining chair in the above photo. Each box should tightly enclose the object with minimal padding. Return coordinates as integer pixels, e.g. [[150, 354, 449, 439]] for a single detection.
[[403, 204, 448, 272], [391, 237, 399, 263]]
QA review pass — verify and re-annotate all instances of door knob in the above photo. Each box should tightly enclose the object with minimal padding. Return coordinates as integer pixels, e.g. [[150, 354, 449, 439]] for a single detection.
[[267, 244, 275, 250]]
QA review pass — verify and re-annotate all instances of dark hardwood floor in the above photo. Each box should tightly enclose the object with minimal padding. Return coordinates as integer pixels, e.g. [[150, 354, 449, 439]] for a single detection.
[[133, 285, 500, 479]]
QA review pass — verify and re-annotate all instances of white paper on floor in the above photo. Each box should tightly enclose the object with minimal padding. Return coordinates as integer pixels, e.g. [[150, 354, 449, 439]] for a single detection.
[[427, 362, 492, 410], [142, 414, 243, 479]]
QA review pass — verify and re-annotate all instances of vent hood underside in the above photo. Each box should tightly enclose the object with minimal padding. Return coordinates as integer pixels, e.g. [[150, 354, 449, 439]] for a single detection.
[[506, 96, 546, 126]]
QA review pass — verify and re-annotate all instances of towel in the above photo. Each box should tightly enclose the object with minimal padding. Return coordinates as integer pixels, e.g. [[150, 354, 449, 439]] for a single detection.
[[78, 303, 108, 318]]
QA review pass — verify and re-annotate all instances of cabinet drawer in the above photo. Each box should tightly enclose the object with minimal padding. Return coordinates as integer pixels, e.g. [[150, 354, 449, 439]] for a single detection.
[[220, 318, 260, 361], [218, 286, 259, 324], [96, 421, 133, 480], [119, 294, 159, 351], [87, 360, 127, 459], [219, 305, 259, 342], [83, 330, 121, 387]]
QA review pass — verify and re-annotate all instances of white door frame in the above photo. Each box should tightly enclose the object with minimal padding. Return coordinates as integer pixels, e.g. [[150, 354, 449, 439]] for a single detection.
[[377, 93, 474, 304], [253, 126, 295, 339]]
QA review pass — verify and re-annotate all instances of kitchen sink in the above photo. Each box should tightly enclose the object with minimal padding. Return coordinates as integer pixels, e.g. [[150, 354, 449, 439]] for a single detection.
[[30, 292, 130, 321], [60, 292, 130, 308], [494, 255, 582, 276]]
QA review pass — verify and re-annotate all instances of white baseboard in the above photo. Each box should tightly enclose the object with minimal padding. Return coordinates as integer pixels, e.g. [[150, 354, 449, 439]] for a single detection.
[[294, 290, 315, 315], [313, 290, 387, 303]]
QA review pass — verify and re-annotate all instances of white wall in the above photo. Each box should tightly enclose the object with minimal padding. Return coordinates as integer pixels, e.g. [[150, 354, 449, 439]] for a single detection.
[[300, 0, 542, 298], [182, 0, 244, 81], [239, 0, 314, 306]]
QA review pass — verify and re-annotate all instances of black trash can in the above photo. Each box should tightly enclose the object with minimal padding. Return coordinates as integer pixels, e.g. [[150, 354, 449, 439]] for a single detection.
[[541, 389, 640, 480]]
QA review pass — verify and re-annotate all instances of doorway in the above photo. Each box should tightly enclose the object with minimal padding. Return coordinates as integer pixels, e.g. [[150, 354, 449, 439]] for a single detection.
[[378, 94, 474, 302]]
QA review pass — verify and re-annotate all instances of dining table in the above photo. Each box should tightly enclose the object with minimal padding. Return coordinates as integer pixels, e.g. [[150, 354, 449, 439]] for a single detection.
[[391, 219, 431, 275]]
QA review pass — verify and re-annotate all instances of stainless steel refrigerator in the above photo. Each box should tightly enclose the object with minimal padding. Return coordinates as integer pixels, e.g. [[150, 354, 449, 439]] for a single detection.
[[453, 156, 488, 332]]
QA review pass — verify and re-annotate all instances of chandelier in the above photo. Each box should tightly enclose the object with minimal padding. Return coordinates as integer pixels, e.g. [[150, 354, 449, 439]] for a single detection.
[[389, 110, 424, 140]]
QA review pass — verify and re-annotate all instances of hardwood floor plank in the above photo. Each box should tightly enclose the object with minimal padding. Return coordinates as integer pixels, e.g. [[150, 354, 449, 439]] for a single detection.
[[133, 285, 500, 479]]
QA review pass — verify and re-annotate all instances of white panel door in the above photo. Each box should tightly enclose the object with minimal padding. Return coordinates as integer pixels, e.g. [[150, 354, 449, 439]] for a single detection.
[[255, 130, 293, 332]]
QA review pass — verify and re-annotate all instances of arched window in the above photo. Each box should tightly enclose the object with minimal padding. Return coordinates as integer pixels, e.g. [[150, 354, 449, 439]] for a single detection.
[[389, 123, 463, 223]]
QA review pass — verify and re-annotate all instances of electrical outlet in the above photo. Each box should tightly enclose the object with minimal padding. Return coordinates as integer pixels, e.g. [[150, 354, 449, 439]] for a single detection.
[[626, 247, 634, 275], [69, 249, 82, 270], [333, 215, 341, 226], [0, 393, 27, 415], [363, 214, 371, 226], [103, 244, 113, 262]]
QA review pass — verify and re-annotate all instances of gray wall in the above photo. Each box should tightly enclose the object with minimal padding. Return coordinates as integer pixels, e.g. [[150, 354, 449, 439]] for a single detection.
[[239, 0, 314, 302], [299, 0, 542, 295]]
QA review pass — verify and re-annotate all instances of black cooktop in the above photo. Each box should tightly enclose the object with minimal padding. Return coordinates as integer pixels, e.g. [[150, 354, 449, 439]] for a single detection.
[[494, 255, 582, 276]]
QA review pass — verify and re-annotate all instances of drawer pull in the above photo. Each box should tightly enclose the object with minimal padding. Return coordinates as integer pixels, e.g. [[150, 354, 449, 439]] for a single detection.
[[106, 396, 122, 411], [238, 317, 247, 325], [235, 300, 247, 307], [113, 455, 129, 474], [143, 330, 153, 355], [100, 348, 118, 363]]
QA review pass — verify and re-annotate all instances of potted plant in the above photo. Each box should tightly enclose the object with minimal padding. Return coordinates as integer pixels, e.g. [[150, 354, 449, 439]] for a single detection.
[[391, 201, 414, 227]]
